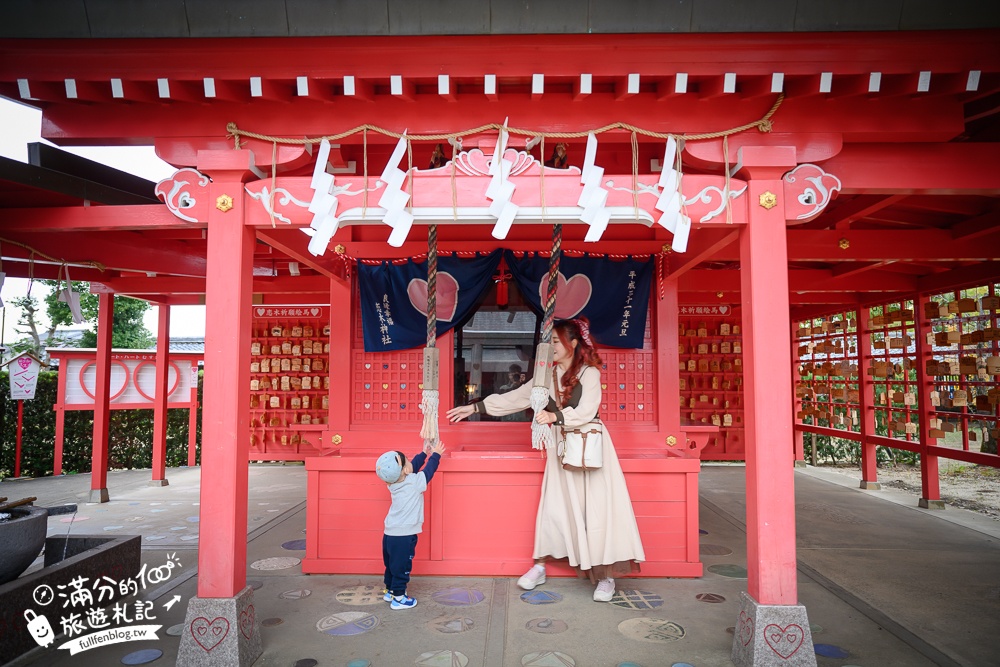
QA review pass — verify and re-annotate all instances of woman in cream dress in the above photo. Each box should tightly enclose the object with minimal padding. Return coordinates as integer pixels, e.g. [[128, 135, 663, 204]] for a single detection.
[[447, 318, 645, 602]]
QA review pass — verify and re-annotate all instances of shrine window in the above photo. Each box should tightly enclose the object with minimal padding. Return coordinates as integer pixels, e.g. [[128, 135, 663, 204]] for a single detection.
[[452, 280, 538, 422]]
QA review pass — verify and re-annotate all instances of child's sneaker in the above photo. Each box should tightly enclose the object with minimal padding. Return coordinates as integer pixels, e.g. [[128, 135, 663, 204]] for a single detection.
[[382, 589, 393, 602], [517, 564, 546, 590], [390, 594, 418, 610]]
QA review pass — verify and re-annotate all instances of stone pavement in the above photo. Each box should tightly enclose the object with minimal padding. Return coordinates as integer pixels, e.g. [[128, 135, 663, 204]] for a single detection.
[[2, 462, 998, 667]]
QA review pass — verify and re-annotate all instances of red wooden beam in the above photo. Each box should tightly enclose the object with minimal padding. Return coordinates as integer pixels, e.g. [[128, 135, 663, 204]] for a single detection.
[[823, 144, 1000, 195], [92, 275, 330, 295], [1, 204, 196, 232], [2, 230, 208, 277], [256, 229, 348, 286]]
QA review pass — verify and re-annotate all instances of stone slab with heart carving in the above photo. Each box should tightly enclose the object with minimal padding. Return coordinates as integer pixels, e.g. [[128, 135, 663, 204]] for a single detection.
[[730, 591, 815, 667], [177, 586, 261, 667]]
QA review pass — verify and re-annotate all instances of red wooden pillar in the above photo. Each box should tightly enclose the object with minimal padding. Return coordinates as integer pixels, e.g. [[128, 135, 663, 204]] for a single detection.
[[737, 147, 799, 606], [196, 153, 255, 599], [857, 306, 880, 487], [188, 377, 199, 467], [914, 293, 943, 508], [151, 303, 170, 486], [90, 292, 114, 503], [657, 276, 682, 445], [327, 277, 352, 439], [790, 322, 805, 463], [53, 370, 67, 475]]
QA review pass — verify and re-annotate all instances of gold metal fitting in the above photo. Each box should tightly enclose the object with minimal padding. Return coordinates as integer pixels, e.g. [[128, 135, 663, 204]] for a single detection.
[[839, 238, 850, 250], [334, 244, 346, 254], [758, 191, 777, 210], [331, 434, 343, 445], [717, 291, 724, 298], [666, 435, 678, 446], [661, 243, 673, 254], [215, 194, 234, 212]]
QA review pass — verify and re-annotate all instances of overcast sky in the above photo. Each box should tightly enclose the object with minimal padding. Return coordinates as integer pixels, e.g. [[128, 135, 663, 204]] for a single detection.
[[0, 97, 206, 346]]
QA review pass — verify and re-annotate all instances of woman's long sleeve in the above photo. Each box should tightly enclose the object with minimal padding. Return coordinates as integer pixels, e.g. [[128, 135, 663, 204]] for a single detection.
[[555, 367, 601, 427], [481, 378, 534, 416]]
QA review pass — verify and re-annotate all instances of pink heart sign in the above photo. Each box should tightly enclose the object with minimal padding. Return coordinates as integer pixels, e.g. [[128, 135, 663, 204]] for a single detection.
[[190, 616, 229, 652], [17, 357, 32, 370], [538, 272, 592, 319], [764, 623, 804, 659], [408, 272, 459, 322], [255, 308, 266, 317]]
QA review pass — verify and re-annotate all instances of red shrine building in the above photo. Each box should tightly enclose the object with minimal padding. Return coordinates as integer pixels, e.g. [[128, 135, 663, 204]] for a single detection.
[[1, 3, 999, 665]]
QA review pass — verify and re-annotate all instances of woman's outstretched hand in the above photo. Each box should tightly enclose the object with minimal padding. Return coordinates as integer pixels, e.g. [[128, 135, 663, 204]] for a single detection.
[[446, 404, 476, 422]]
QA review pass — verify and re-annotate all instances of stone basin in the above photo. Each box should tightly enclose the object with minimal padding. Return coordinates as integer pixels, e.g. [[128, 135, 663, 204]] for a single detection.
[[0, 505, 48, 585]]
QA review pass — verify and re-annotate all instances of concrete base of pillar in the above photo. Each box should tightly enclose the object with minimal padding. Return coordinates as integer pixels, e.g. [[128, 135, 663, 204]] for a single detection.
[[793, 460, 806, 468], [89, 488, 109, 503], [919, 498, 946, 510], [178, 586, 261, 667], [859, 480, 881, 490], [149, 479, 170, 487], [731, 591, 816, 667]]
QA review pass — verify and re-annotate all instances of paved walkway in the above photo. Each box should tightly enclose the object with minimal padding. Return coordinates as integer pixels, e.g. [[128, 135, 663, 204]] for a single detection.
[[2, 462, 998, 667]]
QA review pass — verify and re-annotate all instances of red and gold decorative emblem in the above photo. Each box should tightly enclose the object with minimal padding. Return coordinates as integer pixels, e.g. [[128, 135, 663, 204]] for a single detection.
[[216, 194, 234, 212]]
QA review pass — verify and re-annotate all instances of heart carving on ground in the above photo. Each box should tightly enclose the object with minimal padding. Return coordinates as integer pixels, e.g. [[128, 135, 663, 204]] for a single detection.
[[191, 616, 229, 652], [764, 623, 804, 659], [538, 271, 592, 319], [738, 611, 754, 647], [408, 272, 459, 322], [239, 605, 255, 639]]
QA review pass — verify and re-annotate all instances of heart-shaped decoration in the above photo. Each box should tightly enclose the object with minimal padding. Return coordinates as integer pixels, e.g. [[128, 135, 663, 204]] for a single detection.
[[763, 623, 803, 659], [637, 364, 643, 370], [418, 383, 424, 389], [310, 308, 320, 316], [601, 384, 607, 390], [738, 611, 754, 647], [382, 403, 388, 409], [239, 605, 255, 639], [382, 383, 389, 389], [365, 363, 371, 369], [400, 383, 407, 389], [17, 357, 32, 370], [400, 404, 406, 409], [401, 364, 407, 369], [364, 403, 371, 409], [408, 271, 460, 321], [191, 617, 230, 652], [638, 404, 644, 410], [619, 363, 625, 369], [255, 308, 266, 317], [364, 383, 371, 389], [537, 271, 591, 319], [719, 305, 730, 315], [637, 383, 644, 390], [619, 383, 625, 389]]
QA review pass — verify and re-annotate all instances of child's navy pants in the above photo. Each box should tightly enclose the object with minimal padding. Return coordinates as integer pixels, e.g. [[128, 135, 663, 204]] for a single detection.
[[382, 533, 418, 595]]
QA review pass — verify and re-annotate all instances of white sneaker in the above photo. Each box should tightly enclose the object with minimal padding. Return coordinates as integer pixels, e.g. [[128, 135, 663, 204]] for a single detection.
[[517, 565, 546, 590], [593, 578, 615, 602]]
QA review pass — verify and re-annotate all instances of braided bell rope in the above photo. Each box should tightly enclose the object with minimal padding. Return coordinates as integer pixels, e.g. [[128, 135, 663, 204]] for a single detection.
[[225, 94, 782, 148]]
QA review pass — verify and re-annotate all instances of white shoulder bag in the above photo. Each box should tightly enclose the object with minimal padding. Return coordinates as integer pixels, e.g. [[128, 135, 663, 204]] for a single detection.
[[560, 419, 603, 471]]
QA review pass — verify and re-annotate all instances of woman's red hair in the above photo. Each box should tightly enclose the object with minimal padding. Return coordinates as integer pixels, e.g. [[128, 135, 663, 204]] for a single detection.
[[552, 318, 602, 407]]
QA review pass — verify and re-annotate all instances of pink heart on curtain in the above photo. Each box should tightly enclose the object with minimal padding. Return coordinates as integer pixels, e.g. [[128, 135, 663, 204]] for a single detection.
[[538, 272, 592, 319], [408, 272, 459, 322]]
